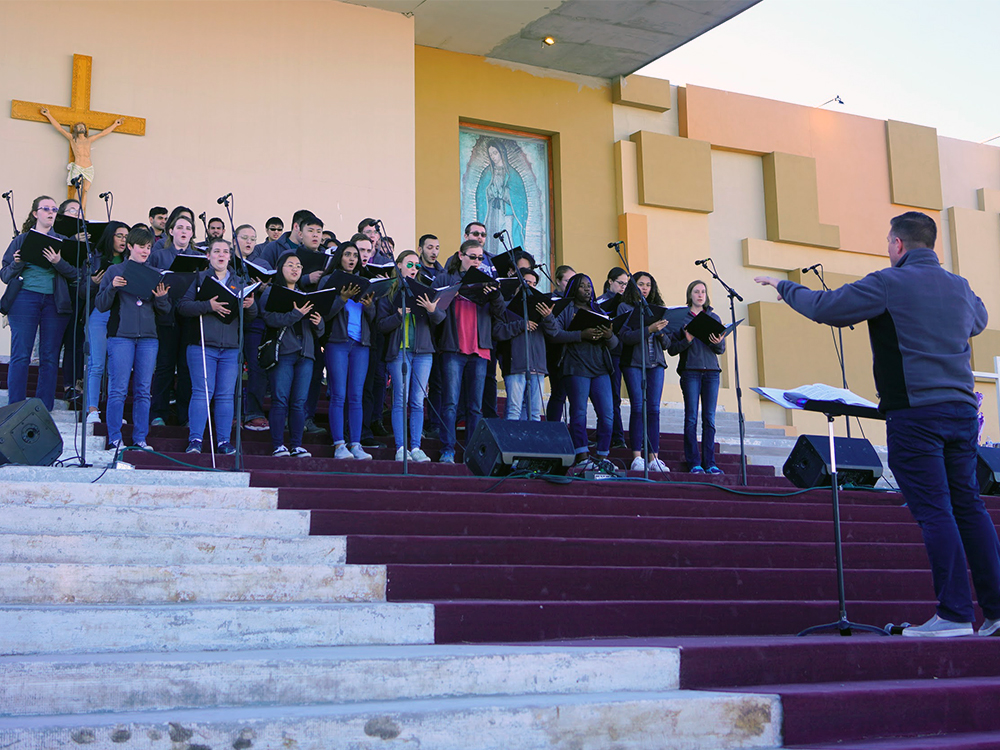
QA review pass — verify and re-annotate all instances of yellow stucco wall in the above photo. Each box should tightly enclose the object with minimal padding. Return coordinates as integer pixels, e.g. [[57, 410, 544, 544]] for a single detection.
[[414, 46, 618, 280]]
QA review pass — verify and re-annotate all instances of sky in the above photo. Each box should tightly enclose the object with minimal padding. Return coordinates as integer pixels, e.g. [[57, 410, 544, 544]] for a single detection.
[[637, 0, 1000, 145]]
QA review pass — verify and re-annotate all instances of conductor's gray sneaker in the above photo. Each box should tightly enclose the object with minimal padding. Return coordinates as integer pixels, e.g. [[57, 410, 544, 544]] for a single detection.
[[901, 614, 974, 638], [979, 618, 1000, 636]]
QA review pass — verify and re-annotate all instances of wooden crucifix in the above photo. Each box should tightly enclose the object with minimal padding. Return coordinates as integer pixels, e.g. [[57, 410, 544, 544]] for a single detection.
[[11, 53, 145, 212]]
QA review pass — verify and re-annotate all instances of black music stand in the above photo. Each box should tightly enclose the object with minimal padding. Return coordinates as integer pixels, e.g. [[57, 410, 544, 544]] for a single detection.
[[797, 399, 889, 637]]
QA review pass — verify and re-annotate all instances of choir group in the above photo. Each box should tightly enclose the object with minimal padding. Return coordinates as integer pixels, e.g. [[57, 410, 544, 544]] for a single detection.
[[2, 196, 727, 473]]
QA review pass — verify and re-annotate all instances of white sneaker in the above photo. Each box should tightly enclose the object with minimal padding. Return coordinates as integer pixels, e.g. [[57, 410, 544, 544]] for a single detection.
[[648, 457, 670, 473], [630, 456, 645, 471], [290, 446, 312, 458], [86, 410, 100, 424], [334, 442, 354, 460], [349, 443, 373, 461], [395, 446, 407, 461], [979, 617, 1000, 636], [901, 614, 974, 638], [271, 445, 290, 457], [409, 447, 432, 463]]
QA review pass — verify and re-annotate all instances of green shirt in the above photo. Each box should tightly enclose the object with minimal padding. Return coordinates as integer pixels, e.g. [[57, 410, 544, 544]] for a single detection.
[[21, 263, 54, 295]]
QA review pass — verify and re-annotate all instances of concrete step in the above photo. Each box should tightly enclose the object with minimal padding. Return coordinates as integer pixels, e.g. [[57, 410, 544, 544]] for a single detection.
[[0, 689, 780, 750], [0, 481, 277, 510], [0, 532, 345, 566], [0, 563, 385, 604], [0, 465, 250, 487], [0, 603, 435, 654], [0, 644, 680, 716], [0, 506, 309, 538]]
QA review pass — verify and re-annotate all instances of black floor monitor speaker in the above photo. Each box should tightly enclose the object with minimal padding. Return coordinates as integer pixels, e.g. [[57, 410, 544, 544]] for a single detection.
[[783, 434, 882, 489], [977, 447, 1000, 496], [465, 418, 575, 477], [0, 398, 64, 467]]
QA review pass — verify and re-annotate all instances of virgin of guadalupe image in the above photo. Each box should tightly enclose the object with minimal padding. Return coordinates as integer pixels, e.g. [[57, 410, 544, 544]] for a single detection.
[[476, 140, 528, 257]]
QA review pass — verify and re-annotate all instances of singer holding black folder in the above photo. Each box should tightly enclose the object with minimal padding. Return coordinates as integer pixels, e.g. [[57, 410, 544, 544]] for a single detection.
[[1, 196, 78, 410], [95, 227, 170, 451], [756, 211, 1000, 638], [668, 280, 726, 474], [542, 274, 619, 471], [84, 220, 129, 423], [178, 239, 257, 455]]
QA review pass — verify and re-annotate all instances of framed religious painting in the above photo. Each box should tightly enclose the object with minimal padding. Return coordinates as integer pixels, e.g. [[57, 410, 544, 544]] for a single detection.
[[459, 124, 554, 291]]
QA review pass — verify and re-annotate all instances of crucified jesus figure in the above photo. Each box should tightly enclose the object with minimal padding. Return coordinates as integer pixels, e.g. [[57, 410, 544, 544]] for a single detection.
[[40, 107, 122, 212]]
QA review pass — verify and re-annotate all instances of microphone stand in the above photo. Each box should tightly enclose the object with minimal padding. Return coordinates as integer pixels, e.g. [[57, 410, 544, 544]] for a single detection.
[[612, 242, 650, 480], [807, 265, 851, 438], [72, 177, 93, 467], [199, 213, 209, 245], [496, 231, 533, 402], [398, 265, 410, 475], [4, 191, 17, 240], [221, 194, 248, 472], [101, 192, 113, 221], [700, 259, 747, 486]]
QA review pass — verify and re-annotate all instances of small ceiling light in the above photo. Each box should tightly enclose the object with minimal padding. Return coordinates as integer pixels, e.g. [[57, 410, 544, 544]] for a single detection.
[[543, 36, 556, 46]]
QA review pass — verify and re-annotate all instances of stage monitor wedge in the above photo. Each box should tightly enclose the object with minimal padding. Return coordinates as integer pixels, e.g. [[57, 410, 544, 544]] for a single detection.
[[783, 434, 882, 489], [0, 398, 63, 466], [465, 418, 575, 477]]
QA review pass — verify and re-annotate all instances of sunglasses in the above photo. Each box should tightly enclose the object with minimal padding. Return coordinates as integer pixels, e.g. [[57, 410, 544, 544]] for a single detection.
[[403, 261, 421, 269], [468, 231, 486, 237], [464, 254, 484, 261]]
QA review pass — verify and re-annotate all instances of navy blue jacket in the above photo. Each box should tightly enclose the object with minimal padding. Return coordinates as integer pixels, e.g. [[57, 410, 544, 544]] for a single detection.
[[257, 233, 298, 271], [2, 231, 79, 315], [323, 291, 377, 347], [776, 247, 987, 411], [433, 269, 507, 353], [95, 260, 172, 338], [376, 292, 446, 360], [258, 285, 325, 361], [493, 310, 547, 375], [668, 307, 725, 372], [543, 304, 619, 378], [618, 301, 669, 369], [177, 269, 258, 349]]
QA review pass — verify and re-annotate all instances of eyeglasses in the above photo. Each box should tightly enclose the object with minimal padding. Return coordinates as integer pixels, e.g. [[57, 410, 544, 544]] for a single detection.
[[113, 233, 128, 240], [464, 254, 484, 261], [36, 207, 58, 213], [403, 261, 421, 269]]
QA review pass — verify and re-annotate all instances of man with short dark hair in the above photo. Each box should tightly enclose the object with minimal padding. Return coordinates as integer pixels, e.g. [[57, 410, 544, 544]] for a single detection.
[[756, 211, 1000, 638], [418, 234, 442, 278], [258, 209, 316, 269], [148, 206, 168, 239], [207, 217, 225, 241], [463, 222, 496, 277], [265, 217, 284, 243]]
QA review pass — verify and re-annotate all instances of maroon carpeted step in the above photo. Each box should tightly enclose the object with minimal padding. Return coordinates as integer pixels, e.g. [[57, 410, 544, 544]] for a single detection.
[[309, 508, 924, 544], [384, 564, 935, 602], [430, 599, 930, 642], [346, 535, 930, 570], [725, 676, 1000, 745], [279, 486, 921, 524], [787, 730, 1000, 749]]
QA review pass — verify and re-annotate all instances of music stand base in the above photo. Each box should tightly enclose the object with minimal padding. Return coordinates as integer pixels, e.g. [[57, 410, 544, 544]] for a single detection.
[[798, 618, 889, 637]]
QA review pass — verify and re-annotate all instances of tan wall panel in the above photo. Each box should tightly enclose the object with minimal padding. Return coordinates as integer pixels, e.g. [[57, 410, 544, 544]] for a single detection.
[[979, 188, 1000, 214], [762, 152, 839, 248], [886, 120, 944, 211], [939, 137, 1000, 212], [743, 238, 890, 274], [948, 206, 1000, 322], [617, 213, 648, 273], [612, 75, 672, 112], [629, 131, 713, 213], [415, 46, 617, 280]]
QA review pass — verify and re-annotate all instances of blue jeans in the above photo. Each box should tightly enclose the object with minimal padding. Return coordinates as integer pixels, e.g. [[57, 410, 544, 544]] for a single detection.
[[326, 339, 369, 445], [680, 369, 720, 469], [243, 319, 267, 421], [887, 402, 1000, 623], [388, 350, 433, 451], [6, 290, 70, 410], [610, 354, 625, 443], [106, 337, 158, 444], [622, 365, 665, 455], [86, 308, 110, 411], [505, 373, 543, 421], [565, 373, 613, 456], [186, 345, 239, 445], [268, 353, 312, 450], [425, 353, 444, 432], [442, 352, 488, 452]]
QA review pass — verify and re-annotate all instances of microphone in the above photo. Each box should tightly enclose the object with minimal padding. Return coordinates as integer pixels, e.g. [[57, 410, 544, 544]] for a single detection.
[[493, 231, 504, 239], [802, 264, 822, 273], [1, 190, 11, 200], [198, 212, 207, 222], [98, 191, 112, 199], [694, 258, 710, 267], [70, 175, 83, 188], [608, 241, 623, 248], [217, 192, 232, 205]]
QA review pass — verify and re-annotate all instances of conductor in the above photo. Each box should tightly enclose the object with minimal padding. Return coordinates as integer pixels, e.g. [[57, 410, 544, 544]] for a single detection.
[[756, 211, 1000, 638]]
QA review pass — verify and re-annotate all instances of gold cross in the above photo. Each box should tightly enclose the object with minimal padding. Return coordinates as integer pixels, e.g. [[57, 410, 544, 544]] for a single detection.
[[10, 54, 145, 198]]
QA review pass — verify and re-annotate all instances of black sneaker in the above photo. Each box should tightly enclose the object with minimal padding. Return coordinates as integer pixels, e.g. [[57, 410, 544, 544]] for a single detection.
[[303, 419, 328, 436], [361, 436, 381, 449], [371, 420, 390, 437], [186, 441, 202, 454], [217, 442, 236, 455], [610, 437, 628, 450]]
